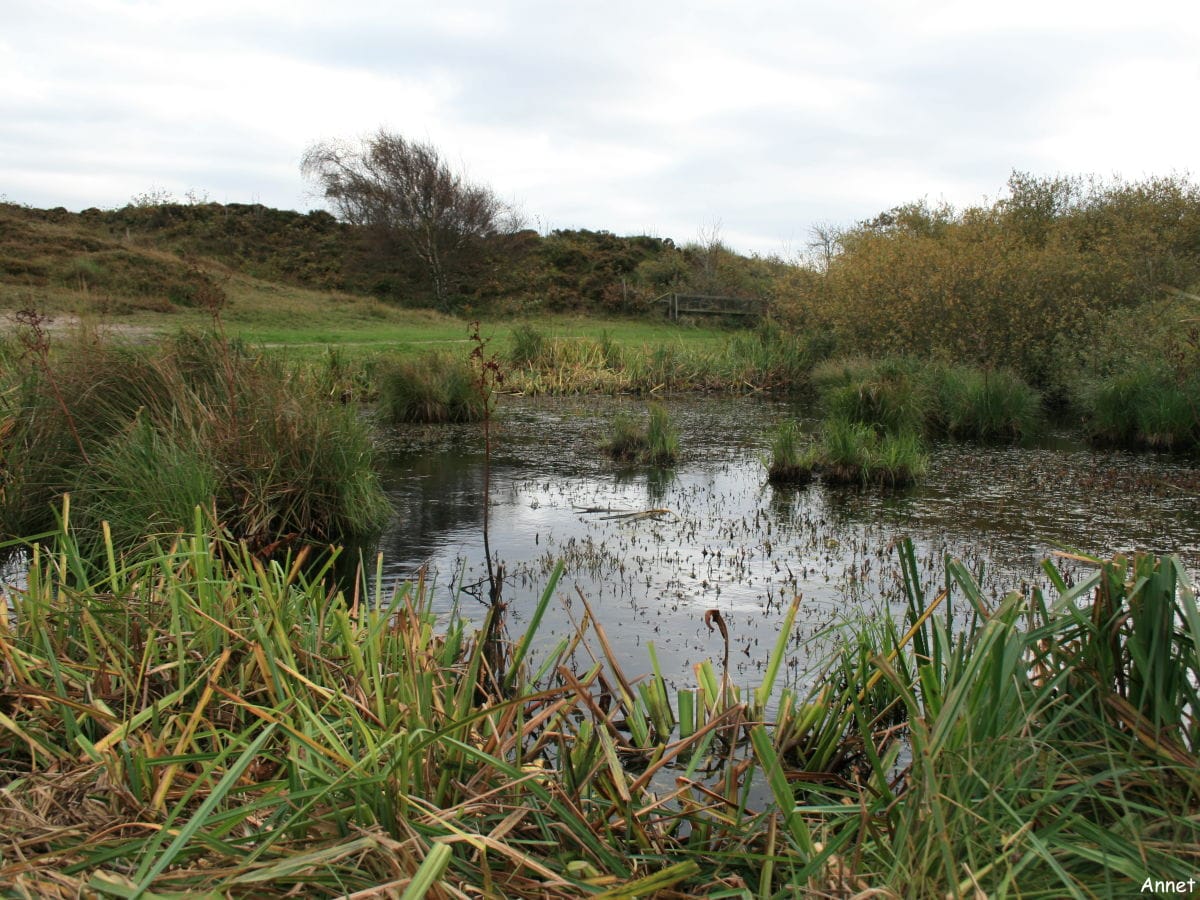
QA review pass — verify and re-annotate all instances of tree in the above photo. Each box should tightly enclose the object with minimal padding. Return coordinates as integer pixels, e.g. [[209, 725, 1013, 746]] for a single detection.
[[806, 221, 843, 273], [302, 130, 517, 308]]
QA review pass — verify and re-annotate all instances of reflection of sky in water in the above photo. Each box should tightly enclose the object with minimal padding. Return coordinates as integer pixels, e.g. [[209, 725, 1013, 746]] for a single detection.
[[376, 396, 1200, 695]]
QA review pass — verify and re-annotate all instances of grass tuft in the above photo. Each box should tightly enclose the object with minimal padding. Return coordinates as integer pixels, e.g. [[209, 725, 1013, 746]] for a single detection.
[[1082, 366, 1200, 450], [603, 403, 679, 465], [765, 419, 819, 484], [376, 351, 486, 424], [929, 363, 1042, 440], [818, 417, 928, 486]]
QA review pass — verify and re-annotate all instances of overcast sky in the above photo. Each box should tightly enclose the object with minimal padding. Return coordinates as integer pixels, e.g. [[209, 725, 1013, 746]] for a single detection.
[[3, 0, 1198, 255]]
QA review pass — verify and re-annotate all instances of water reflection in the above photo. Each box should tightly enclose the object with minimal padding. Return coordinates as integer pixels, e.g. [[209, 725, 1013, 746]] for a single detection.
[[375, 395, 1200, 694]]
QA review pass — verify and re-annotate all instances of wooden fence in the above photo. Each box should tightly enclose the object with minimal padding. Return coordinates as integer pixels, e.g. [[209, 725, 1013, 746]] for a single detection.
[[653, 292, 766, 321]]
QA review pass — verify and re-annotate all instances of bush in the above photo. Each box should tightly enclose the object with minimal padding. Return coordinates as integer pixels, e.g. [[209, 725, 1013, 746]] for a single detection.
[[777, 174, 1200, 386]]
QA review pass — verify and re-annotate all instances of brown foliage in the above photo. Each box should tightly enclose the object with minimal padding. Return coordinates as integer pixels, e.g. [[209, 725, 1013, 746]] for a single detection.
[[777, 173, 1200, 385]]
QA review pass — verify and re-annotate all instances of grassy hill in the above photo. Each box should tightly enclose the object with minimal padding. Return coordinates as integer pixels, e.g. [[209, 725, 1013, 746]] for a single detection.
[[0, 201, 749, 362]]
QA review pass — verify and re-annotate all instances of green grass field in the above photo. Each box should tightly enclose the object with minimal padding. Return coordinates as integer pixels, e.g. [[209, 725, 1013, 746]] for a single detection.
[[1, 271, 736, 360]]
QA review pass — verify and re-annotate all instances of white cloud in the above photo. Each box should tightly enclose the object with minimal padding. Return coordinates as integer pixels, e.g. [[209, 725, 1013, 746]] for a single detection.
[[2, 0, 1198, 252]]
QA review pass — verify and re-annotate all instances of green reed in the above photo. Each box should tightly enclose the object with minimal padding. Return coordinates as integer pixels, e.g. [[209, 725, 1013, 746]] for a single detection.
[[0, 513, 1194, 897]]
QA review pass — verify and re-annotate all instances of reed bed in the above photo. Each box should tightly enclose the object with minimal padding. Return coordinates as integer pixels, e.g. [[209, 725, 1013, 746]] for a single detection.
[[0, 514, 1195, 897], [927, 363, 1043, 441], [1081, 367, 1200, 450], [765, 419, 819, 484], [816, 356, 930, 437], [817, 417, 928, 487], [811, 355, 1042, 443], [505, 323, 819, 396]]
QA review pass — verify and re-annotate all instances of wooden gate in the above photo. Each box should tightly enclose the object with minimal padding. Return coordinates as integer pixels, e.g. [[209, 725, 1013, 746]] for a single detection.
[[653, 293, 766, 321]]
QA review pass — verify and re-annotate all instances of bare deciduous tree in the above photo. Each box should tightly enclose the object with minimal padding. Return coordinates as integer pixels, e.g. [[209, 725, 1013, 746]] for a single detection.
[[806, 221, 843, 273], [302, 130, 517, 308]]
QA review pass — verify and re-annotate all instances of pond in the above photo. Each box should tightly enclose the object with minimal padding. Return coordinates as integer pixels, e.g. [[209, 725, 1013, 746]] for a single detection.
[[375, 395, 1200, 696]]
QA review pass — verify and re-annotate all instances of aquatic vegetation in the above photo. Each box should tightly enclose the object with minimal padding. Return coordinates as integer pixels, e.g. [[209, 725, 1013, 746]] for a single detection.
[[1082, 367, 1200, 450], [376, 350, 485, 424], [602, 402, 679, 465], [719, 318, 824, 391], [1, 516, 1195, 896], [601, 410, 647, 461], [766, 418, 819, 484], [928, 363, 1042, 441], [816, 355, 930, 436], [813, 355, 1042, 444], [0, 327, 388, 556], [819, 416, 928, 486], [646, 401, 680, 464], [506, 324, 822, 396], [507, 321, 548, 367]]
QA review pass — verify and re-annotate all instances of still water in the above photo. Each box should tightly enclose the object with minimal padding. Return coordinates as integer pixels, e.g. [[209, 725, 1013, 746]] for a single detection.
[[375, 395, 1200, 693]]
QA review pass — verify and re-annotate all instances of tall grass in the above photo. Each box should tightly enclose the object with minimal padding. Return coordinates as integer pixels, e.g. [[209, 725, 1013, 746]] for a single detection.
[[1081, 367, 1200, 449], [646, 401, 680, 464], [2, 518, 1194, 896], [507, 322, 548, 368], [928, 363, 1043, 440], [816, 355, 930, 435], [602, 402, 679, 465], [861, 545, 1200, 894], [818, 417, 928, 486], [765, 418, 819, 484], [813, 355, 1043, 442], [0, 327, 388, 557], [376, 350, 485, 424], [506, 321, 822, 396]]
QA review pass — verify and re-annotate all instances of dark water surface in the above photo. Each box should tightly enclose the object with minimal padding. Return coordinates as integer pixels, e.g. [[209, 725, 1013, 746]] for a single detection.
[[374, 395, 1200, 695]]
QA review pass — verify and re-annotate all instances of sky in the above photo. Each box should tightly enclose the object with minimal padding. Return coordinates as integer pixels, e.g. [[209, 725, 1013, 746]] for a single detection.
[[2, 0, 1198, 256]]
